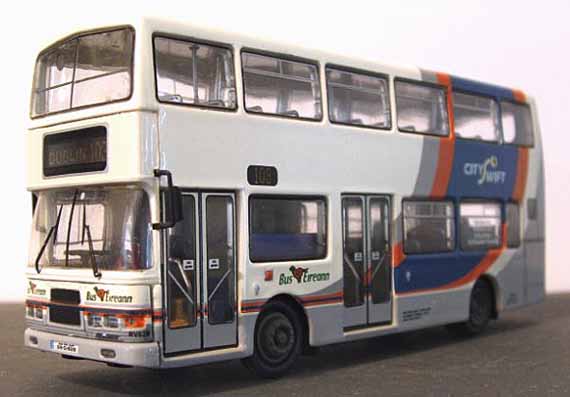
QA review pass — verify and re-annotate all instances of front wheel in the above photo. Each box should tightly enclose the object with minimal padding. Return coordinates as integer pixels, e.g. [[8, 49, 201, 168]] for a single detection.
[[243, 301, 303, 378], [447, 279, 494, 337]]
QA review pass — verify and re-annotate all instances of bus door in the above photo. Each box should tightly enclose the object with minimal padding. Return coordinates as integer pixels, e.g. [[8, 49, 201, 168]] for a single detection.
[[342, 195, 392, 329], [163, 192, 237, 354]]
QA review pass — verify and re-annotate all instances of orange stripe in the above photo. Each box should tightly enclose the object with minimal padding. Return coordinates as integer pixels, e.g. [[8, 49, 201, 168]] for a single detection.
[[512, 89, 527, 103], [430, 73, 455, 198], [153, 310, 163, 323], [512, 147, 529, 201], [241, 299, 266, 309], [400, 224, 507, 296], [392, 242, 406, 268], [299, 291, 343, 303], [241, 291, 344, 312], [301, 292, 344, 307], [25, 299, 155, 314]]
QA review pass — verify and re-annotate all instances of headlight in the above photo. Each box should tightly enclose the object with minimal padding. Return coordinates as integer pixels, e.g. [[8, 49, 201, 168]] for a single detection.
[[84, 311, 152, 342], [35, 307, 44, 320], [86, 313, 104, 328], [105, 315, 120, 329], [25, 303, 47, 324]]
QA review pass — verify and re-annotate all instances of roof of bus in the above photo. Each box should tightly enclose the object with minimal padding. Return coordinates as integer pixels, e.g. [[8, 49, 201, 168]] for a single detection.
[[33, 15, 531, 102]]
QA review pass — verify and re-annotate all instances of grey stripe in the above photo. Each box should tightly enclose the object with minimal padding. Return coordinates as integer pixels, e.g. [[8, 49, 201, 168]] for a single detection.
[[420, 69, 440, 84], [412, 137, 441, 196], [393, 213, 403, 245], [536, 160, 546, 239]]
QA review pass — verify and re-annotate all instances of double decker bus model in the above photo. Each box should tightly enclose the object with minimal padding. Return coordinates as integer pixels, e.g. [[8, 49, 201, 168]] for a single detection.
[[25, 18, 545, 378]]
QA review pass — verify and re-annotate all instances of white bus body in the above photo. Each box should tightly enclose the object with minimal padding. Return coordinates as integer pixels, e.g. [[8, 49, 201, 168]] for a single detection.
[[24, 17, 545, 377]]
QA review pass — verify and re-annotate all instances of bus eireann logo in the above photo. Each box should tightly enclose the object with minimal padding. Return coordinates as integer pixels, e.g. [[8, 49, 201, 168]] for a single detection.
[[289, 266, 309, 283], [28, 281, 46, 296], [86, 287, 134, 304], [94, 287, 108, 301]]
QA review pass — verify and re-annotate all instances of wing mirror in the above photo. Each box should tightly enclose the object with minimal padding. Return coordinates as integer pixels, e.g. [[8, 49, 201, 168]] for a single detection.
[[153, 169, 184, 229]]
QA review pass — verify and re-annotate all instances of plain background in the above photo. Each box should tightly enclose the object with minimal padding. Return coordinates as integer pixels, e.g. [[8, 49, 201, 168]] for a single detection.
[[1, 0, 568, 301]]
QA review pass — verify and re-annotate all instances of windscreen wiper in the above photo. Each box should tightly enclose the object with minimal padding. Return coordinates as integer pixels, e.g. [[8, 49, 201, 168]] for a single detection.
[[34, 204, 64, 274], [83, 223, 102, 279], [64, 190, 79, 267]]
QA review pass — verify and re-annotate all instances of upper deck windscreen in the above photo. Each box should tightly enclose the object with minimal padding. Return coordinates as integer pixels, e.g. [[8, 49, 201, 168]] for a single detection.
[[31, 27, 134, 117]]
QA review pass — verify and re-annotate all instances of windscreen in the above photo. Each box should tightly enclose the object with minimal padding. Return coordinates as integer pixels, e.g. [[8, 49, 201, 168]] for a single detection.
[[32, 27, 134, 117], [29, 187, 152, 271]]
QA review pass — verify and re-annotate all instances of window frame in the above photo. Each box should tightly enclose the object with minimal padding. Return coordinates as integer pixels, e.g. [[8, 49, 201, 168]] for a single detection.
[[152, 33, 238, 113], [402, 198, 456, 255], [458, 199, 503, 252], [240, 48, 323, 122], [325, 63, 392, 131], [499, 100, 535, 148], [31, 25, 136, 119], [452, 89, 501, 144], [394, 77, 451, 138], [248, 194, 328, 263]]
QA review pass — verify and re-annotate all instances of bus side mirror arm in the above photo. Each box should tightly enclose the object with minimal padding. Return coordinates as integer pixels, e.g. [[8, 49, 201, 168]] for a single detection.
[[152, 169, 184, 230]]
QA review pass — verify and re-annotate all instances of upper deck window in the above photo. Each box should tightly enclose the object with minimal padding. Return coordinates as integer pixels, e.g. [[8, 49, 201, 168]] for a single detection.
[[154, 37, 237, 109], [242, 52, 322, 120], [395, 80, 449, 136], [453, 92, 500, 142], [326, 67, 391, 129], [32, 28, 134, 117], [501, 101, 534, 146]]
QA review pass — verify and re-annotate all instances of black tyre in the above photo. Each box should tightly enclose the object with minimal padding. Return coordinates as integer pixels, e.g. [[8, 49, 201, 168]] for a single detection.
[[243, 301, 304, 378], [447, 279, 494, 337]]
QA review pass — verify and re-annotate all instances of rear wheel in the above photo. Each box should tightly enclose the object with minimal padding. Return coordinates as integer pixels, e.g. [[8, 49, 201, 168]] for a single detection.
[[447, 279, 493, 337], [243, 301, 303, 378]]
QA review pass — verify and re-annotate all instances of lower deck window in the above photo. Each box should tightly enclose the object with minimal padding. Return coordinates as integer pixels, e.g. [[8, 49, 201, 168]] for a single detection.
[[403, 200, 455, 254], [460, 202, 502, 251], [249, 197, 327, 262]]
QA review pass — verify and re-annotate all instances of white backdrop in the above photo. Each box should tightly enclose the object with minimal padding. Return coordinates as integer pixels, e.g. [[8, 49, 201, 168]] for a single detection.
[[1, 0, 568, 301]]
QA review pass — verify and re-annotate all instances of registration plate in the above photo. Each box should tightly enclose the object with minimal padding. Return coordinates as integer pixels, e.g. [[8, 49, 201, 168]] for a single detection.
[[50, 340, 79, 354]]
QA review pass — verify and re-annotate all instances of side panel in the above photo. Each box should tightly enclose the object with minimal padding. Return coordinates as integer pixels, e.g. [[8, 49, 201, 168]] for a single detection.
[[525, 241, 545, 305], [524, 103, 546, 304], [495, 248, 526, 309]]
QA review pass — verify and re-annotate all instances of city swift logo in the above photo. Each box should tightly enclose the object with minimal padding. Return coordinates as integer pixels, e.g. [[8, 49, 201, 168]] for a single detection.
[[86, 287, 133, 304], [278, 266, 330, 285], [463, 156, 506, 185], [27, 281, 46, 296]]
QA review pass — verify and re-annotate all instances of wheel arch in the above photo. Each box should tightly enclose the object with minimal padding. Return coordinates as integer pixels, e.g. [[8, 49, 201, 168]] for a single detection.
[[258, 294, 311, 350], [478, 274, 500, 319]]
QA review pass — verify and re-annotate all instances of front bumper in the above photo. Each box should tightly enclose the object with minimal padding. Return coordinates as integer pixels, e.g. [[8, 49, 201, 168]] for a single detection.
[[25, 328, 160, 368]]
